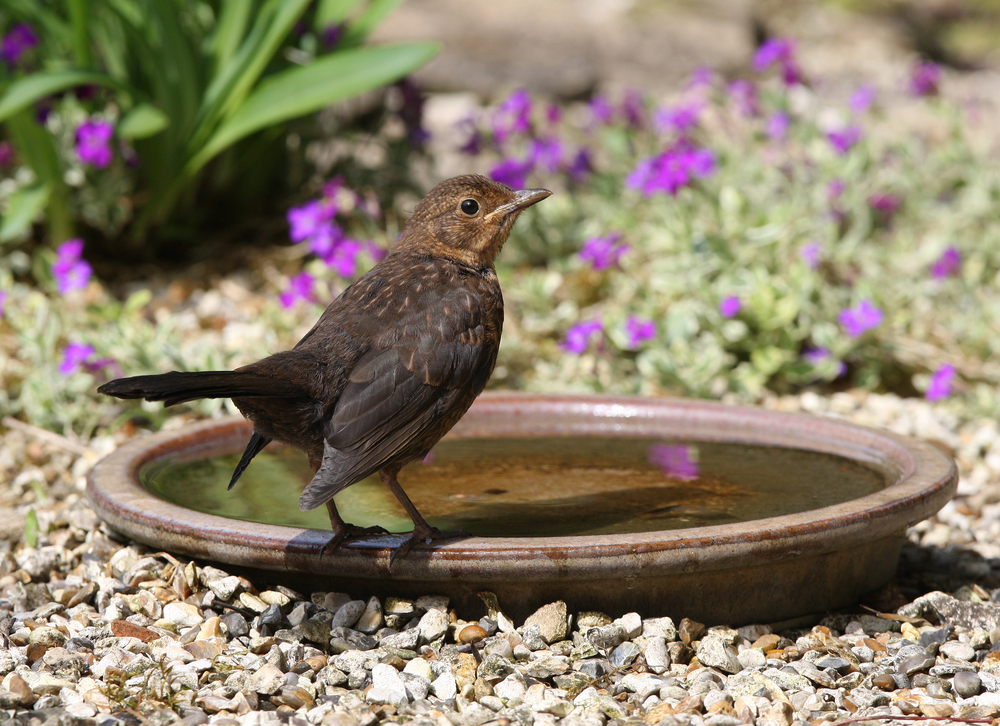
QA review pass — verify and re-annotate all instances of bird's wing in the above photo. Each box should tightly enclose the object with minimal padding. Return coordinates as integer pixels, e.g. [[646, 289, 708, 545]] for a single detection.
[[298, 286, 494, 510]]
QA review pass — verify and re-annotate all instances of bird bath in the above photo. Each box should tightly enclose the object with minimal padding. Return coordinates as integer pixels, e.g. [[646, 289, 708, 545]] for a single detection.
[[87, 393, 956, 624]]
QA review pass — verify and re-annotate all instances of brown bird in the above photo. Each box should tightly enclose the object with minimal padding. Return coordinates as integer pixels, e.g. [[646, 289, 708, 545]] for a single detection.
[[98, 175, 551, 557]]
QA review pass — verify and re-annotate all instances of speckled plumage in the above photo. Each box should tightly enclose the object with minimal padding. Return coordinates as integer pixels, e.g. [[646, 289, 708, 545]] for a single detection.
[[99, 174, 551, 555]]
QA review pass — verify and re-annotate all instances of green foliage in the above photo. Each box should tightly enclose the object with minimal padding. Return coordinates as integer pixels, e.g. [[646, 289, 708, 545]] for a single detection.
[[0, 0, 437, 253]]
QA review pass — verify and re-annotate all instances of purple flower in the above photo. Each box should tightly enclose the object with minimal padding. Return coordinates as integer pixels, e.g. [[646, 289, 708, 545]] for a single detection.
[[800, 242, 822, 268], [839, 299, 883, 337], [308, 222, 344, 259], [579, 233, 628, 271], [492, 89, 532, 145], [910, 61, 941, 97], [528, 136, 564, 174], [727, 80, 759, 116], [489, 157, 533, 189], [648, 443, 700, 480], [803, 347, 846, 377], [323, 238, 364, 278], [688, 67, 715, 89], [545, 103, 561, 126], [621, 89, 646, 128], [827, 178, 846, 200], [52, 239, 92, 294], [850, 84, 877, 113], [561, 320, 603, 354], [589, 95, 614, 126], [321, 24, 343, 49], [752, 37, 801, 86], [566, 148, 593, 182], [766, 111, 790, 141], [827, 125, 861, 155], [288, 200, 334, 243], [930, 246, 961, 279], [278, 272, 315, 308], [868, 192, 901, 222], [926, 364, 956, 401], [719, 296, 742, 318], [624, 316, 656, 348], [75, 120, 114, 168], [0, 290, 7, 317], [60, 342, 96, 375], [654, 101, 702, 135], [1, 23, 38, 67], [626, 143, 715, 197]]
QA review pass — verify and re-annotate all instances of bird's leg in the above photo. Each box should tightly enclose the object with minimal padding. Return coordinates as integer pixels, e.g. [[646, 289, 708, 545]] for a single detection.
[[311, 457, 386, 555], [379, 466, 467, 563]]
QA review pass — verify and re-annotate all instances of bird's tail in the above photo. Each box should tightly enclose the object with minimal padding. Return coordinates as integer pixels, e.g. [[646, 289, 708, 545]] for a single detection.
[[97, 371, 306, 407]]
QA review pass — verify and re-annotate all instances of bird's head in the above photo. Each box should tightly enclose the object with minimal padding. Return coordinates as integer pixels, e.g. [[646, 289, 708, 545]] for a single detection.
[[397, 174, 551, 268]]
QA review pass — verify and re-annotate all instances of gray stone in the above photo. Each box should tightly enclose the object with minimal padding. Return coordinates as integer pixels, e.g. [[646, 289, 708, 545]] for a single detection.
[[897, 651, 935, 675], [431, 671, 457, 701], [381, 628, 420, 651], [523, 601, 568, 644], [400, 671, 431, 701], [609, 641, 641, 668], [331, 600, 366, 629], [585, 624, 627, 651], [418, 608, 449, 643], [815, 656, 852, 674], [953, 670, 982, 698], [737, 648, 766, 670], [696, 634, 742, 674], [248, 663, 285, 695], [900, 591, 1000, 633], [615, 612, 642, 640], [523, 655, 570, 678], [356, 597, 383, 635], [939, 641, 976, 662], [370, 663, 408, 707], [643, 616, 677, 641], [644, 636, 671, 674]]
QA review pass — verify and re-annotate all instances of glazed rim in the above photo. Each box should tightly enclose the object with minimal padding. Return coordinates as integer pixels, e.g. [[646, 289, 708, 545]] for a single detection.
[[86, 393, 958, 580]]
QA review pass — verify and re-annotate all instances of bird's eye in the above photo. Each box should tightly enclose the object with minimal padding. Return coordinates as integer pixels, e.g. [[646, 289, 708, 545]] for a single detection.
[[460, 199, 480, 215]]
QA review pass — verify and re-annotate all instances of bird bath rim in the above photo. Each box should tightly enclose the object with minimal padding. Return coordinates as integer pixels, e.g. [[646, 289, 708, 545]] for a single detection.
[[86, 393, 957, 623]]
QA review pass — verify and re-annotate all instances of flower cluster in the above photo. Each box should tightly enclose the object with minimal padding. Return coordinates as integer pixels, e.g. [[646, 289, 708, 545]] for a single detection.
[[626, 142, 715, 196], [286, 178, 370, 283], [752, 37, 802, 86], [76, 119, 115, 169], [1, 23, 38, 68], [52, 239, 92, 294], [579, 233, 628, 271]]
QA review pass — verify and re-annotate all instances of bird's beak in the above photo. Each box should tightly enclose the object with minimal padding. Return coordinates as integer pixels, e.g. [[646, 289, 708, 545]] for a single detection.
[[487, 188, 552, 219]]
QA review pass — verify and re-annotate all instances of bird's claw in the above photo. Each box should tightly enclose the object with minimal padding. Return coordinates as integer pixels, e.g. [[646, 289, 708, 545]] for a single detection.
[[388, 526, 468, 567], [321, 524, 389, 555]]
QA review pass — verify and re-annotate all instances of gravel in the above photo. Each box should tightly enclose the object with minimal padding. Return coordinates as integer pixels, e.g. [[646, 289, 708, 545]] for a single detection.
[[1, 386, 999, 725]]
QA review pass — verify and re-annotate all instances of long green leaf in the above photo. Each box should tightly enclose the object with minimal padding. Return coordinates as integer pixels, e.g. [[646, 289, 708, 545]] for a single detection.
[[194, 0, 312, 146], [0, 70, 123, 123], [210, 0, 254, 72], [0, 183, 51, 243], [187, 42, 438, 175], [67, 0, 92, 67], [5, 111, 73, 242]]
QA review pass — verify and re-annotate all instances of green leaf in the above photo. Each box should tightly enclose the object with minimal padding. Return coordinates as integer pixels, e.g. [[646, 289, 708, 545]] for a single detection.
[[188, 42, 438, 175], [0, 71, 125, 122], [24, 508, 39, 548], [210, 0, 254, 71], [0, 183, 51, 243], [118, 104, 170, 139]]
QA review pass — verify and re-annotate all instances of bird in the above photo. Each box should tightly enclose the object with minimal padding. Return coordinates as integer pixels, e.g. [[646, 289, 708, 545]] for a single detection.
[[98, 174, 551, 558]]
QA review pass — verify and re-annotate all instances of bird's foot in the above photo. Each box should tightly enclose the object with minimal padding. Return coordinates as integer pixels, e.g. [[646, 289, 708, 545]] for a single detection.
[[388, 525, 468, 567], [321, 524, 390, 555]]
